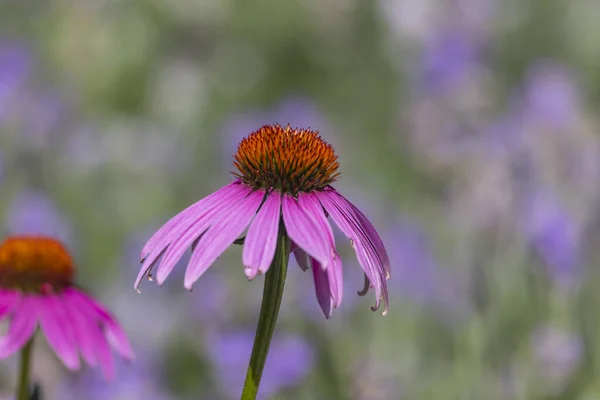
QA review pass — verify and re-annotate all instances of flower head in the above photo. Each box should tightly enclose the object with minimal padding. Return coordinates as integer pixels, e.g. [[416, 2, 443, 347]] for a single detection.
[[0, 236, 134, 379], [136, 124, 390, 317]]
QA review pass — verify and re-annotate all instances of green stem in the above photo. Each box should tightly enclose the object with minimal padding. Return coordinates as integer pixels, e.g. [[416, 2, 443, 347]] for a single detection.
[[17, 338, 33, 400], [241, 226, 290, 400]]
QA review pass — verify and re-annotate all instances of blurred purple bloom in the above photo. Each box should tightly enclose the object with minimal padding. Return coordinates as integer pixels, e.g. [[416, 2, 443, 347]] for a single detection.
[[55, 351, 171, 400], [386, 219, 467, 313], [419, 28, 481, 93], [207, 330, 314, 399], [531, 325, 583, 392], [520, 190, 581, 285], [4, 189, 72, 244], [219, 97, 333, 164], [18, 90, 66, 149], [523, 61, 580, 128], [0, 42, 30, 120]]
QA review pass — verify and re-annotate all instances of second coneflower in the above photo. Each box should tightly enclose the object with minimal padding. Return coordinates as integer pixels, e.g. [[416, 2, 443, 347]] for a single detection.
[[136, 124, 390, 316], [0, 236, 134, 400], [136, 124, 390, 400]]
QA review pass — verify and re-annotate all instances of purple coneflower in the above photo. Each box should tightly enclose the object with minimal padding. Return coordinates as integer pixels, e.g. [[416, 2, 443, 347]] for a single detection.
[[0, 236, 134, 384], [135, 124, 390, 316]]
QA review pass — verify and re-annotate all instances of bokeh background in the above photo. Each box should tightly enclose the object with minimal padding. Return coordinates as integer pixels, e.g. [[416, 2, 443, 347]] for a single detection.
[[1, 0, 600, 399]]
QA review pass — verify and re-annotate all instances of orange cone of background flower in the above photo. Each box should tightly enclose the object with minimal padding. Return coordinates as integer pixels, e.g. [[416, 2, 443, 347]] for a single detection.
[[0, 236, 134, 379], [136, 124, 390, 317]]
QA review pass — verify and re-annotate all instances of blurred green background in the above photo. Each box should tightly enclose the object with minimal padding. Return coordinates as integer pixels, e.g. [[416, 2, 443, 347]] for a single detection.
[[2, 0, 600, 399]]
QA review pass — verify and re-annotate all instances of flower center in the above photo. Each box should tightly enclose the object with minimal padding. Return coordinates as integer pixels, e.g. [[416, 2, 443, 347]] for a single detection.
[[233, 124, 340, 194], [0, 236, 74, 292]]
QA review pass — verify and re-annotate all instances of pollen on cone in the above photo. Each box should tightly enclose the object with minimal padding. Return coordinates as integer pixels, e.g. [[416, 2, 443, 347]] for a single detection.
[[232, 124, 340, 195]]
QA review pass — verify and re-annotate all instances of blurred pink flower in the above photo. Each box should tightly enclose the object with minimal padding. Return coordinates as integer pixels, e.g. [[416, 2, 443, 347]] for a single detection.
[[136, 124, 390, 317], [0, 236, 134, 380]]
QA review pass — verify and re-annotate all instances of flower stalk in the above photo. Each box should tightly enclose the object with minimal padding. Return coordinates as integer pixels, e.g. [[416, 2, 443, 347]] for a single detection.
[[241, 223, 290, 400], [17, 338, 33, 400]]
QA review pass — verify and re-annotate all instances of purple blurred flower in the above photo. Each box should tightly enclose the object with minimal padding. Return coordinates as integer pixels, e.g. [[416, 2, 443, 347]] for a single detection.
[[55, 351, 170, 400], [207, 330, 314, 399], [531, 325, 583, 393], [520, 190, 581, 285], [522, 61, 580, 128], [0, 42, 30, 120], [4, 189, 72, 245], [18, 90, 67, 149], [386, 219, 468, 314], [419, 28, 482, 93]]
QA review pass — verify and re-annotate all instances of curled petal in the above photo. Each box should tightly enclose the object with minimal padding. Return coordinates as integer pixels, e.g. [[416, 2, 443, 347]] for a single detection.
[[316, 189, 389, 314]]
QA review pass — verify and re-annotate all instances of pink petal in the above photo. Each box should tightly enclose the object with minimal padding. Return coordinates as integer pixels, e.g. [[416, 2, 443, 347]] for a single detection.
[[297, 192, 339, 270], [66, 291, 115, 380], [140, 180, 243, 260], [37, 294, 81, 370], [243, 191, 281, 278], [68, 289, 134, 361], [155, 183, 252, 285], [292, 244, 310, 271], [0, 290, 21, 320], [327, 255, 343, 308], [90, 322, 115, 380], [0, 296, 37, 358], [311, 258, 333, 318], [135, 181, 246, 289], [281, 194, 331, 267], [184, 189, 264, 289], [350, 201, 391, 279], [62, 292, 97, 366], [316, 189, 389, 315]]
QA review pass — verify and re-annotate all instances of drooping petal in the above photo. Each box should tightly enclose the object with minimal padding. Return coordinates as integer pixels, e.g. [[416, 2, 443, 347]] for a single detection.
[[184, 189, 264, 289], [291, 243, 310, 271], [89, 322, 114, 380], [140, 180, 244, 260], [68, 289, 135, 361], [243, 191, 281, 278], [0, 290, 21, 320], [297, 192, 339, 271], [154, 183, 253, 285], [316, 188, 389, 314], [281, 194, 330, 267], [133, 248, 165, 291], [37, 294, 81, 370], [67, 291, 115, 380], [327, 255, 343, 308], [135, 181, 247, 288], [0, 296, 36, 358], [311, 258, 333, 318], [351, 202, 391, 279], [62, 290, 98, 366]]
